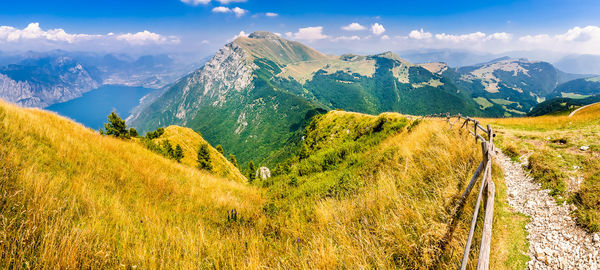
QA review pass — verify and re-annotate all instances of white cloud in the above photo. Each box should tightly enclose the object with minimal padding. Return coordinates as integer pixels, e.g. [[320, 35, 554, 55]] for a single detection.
[[0, 22, 178, 47], [408, 29, 432, 40], [380, 35, 390, 40], [232, 7, 247, 17], [116, 30, 180, 45], [180, 0, 211, 6], [0, 23, 100, 44], [286, 26, 328, 42], [216, 0, 247, 4], [434, 32, 486, 42], [342, 22, 366, 31], [332, 35, 361, 41], [212, 6, 231, 13], [180, 0, 245, 5], [371, 23, 385, 35], [212, 6, 247, 17], [265, 12, 279, 17]]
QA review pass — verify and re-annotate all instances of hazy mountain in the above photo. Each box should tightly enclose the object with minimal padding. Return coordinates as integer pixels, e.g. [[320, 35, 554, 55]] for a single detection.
[[0, 56, 100, 107], [554, 54, 600, 75], [398, 49, 498, 67], [0, 51, 205, 108]]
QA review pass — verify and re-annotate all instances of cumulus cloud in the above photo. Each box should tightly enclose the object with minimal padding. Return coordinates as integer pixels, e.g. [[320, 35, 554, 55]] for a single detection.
[[0, 23, 101, 43], [212, 6, 247, 17], [265, 12, 279, 17], [216, 0, 247, 4], [342, 22, 366, 31], [180, 0, 245, 5], [408, 29, 432, 40], [285, 26, 328, 42], [180, 0, 211, 6], [116, 30, 180, 45], [0, 22, 180, 50], [232, 7, 247, 17], [371, 23, 385, 35], [212, 6, 231, 13], [332, 35, 361, 42]]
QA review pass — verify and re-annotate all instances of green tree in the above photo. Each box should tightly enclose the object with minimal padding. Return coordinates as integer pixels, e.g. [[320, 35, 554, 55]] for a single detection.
[[215, 144, 224, 155], [197, 143, 212, 171], [228, 154, 239, 168], [174, 144, 184, 162], [162, 140, 174, 158], [146, 127, 165, 139], [103, 112, 129, 139], [248, 160, 256, 183], [128, 128, 139, 138]]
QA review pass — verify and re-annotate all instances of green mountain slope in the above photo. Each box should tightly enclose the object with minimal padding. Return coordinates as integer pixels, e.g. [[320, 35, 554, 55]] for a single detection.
[[548, 75, 600, 98], [130, 32, 483, 165]]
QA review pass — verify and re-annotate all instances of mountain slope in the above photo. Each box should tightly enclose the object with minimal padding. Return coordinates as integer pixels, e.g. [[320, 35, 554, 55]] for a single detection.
[[150, 125, 247, 182], [0, 56, 99, 107], [549, 76, 600, 98], [130, 31, 483, 165], [0, 99, 262, 268], [438, 58, 587, 116]]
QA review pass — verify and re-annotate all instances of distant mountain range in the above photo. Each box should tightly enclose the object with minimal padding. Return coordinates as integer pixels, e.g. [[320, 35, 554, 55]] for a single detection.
[[0, 50, 205, 107], [128, 31, 600, 165]]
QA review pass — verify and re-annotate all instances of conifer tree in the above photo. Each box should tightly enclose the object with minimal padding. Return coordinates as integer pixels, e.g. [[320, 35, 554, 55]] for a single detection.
[[103, 112, 129, 139], [162, 140, 174, 158], [248, 160, 256, 183], [215, 144, 224, 155], [228, 154, 239, 168], [197, 143, 212, 171], [174, 144, 184, 162]]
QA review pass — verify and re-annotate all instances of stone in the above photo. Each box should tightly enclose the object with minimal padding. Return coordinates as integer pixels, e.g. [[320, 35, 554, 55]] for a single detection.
[[256, 166, 271, 180], [580, 145, 590, 151]]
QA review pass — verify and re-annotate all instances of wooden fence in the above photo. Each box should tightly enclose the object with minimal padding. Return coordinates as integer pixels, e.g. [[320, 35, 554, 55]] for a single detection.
[[422, 113, 496, 270]]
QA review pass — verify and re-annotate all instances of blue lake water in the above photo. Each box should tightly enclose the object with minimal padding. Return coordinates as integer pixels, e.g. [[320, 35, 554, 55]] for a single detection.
[[46, 85, 153, 130]]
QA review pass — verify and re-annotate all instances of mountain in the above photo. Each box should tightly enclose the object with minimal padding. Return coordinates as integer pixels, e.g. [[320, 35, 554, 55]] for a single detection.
[[554, 54, 600, 75], [150, 125, 247, 182], [129, 31, 482, 165], [436, 58, 588, 116], [1, 97, 521, 268], [527, 95, 600, 116], [548, 76, 600, 98], [0, 56, 100, 107], [0, 51, 205, 108]]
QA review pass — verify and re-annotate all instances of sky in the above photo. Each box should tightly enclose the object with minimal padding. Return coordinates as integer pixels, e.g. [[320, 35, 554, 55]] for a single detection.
[[1, 0, 600, 56]]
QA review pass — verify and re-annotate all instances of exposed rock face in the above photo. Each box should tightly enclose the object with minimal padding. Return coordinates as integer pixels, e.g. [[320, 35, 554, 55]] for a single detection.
[[0, 57, 99, 107], [174, 42, 256, 119], [256, 167, 271, 180]]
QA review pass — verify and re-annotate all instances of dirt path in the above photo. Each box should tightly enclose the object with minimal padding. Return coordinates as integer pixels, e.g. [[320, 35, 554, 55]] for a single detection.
[[496, 151, 600, 269]]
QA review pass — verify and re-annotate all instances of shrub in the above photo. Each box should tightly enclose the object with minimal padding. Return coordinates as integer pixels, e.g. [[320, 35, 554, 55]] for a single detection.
[[216, 145, 224, 155], [248, 161, 256, 183], [129, 128, 139, 138]]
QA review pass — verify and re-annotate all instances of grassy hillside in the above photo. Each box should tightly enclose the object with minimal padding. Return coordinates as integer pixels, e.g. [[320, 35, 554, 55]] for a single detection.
[[0, 100, 263, 268], [482, 103, 600, 232], [0, 99, 526, 268], [150, 125, 246, 182]]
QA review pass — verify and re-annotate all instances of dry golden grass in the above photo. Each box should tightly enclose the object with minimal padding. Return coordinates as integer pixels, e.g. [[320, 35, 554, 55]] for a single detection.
[[480, 103, 600, 232], [0, 99, 527, 269], [0, 100, 263, 268], [152, 125, 246, 182]]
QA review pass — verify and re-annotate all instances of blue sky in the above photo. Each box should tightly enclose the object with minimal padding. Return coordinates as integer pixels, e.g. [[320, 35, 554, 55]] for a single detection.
[[1, 0, 600, 55]]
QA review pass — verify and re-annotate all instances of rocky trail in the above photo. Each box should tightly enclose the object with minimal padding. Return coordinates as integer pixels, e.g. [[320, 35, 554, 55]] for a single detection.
[[497, 151, 600, 269]]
